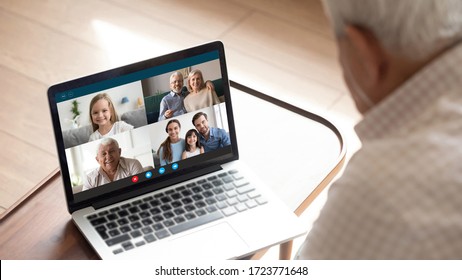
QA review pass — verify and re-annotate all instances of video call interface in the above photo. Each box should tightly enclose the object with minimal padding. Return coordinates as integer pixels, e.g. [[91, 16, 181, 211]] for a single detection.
[[54, 52, 231, 198]]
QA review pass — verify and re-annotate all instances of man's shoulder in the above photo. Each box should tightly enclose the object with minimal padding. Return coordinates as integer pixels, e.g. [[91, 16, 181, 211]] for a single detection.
[[212, 127, 228, 137], [120, 157, 143, 172], [120, 156, 140, 164], [210, 127, 225, 133], [161, 92, 174, 99], [86, 167, 101, 180]]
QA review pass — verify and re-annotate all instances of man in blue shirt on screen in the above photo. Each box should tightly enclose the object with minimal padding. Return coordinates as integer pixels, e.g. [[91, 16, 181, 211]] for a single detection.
[[158, 71, 187, 121], [192, 112, 230, 152]]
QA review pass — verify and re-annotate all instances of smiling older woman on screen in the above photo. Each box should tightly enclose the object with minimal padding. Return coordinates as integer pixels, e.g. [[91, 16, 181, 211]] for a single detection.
[[184, 69, 220, 112]]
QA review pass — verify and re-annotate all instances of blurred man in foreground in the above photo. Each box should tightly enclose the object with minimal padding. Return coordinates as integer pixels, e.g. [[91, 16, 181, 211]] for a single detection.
[[296, 0, 462, 259]]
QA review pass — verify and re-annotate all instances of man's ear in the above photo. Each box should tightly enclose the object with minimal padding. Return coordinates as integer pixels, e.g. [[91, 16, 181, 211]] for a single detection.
[[344, 25, 387, 87]]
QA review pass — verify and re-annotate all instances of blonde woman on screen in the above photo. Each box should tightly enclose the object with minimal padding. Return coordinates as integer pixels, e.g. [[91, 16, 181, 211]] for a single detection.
[[184, 69, 220, 112]]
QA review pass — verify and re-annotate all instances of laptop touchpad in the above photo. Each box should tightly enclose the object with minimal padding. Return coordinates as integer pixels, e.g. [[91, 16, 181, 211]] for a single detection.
[[169, 222, 249, 259]]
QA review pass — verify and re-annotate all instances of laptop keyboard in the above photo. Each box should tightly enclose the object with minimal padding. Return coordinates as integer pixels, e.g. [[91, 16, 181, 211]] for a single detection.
[[86, 170, 267, 255]]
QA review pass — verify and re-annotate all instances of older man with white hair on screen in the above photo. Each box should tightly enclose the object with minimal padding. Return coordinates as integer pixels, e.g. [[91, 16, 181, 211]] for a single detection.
[[83, 138, 144, 191], [296, 0, 462, 259]]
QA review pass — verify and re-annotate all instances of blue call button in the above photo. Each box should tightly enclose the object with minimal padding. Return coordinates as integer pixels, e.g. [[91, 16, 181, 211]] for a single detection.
[[172, 163, 179, 170]]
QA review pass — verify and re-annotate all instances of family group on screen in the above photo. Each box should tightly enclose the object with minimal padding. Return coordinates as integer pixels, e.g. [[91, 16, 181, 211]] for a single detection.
[[60, 64, 230, 194], [157, 112, 230, 166]]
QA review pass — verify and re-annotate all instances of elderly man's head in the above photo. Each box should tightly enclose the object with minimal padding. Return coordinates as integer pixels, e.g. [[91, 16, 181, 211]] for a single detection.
[[95, 138, 121, 174], [322, 0, 462, 113], [169, 71, 184, 94]]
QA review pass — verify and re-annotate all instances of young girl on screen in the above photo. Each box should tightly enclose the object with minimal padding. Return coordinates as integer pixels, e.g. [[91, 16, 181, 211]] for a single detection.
[[182, 129, 204, 159], [88, 93, 133, 141]]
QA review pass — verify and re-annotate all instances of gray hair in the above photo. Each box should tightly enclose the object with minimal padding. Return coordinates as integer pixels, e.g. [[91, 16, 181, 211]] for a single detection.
[[170, 71, 183, 81], [96, 137, 119, 155], [187, 69, 205, 92], [322, 0, 462, 60]]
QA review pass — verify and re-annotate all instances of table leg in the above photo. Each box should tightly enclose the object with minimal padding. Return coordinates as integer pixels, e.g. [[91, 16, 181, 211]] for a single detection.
[[279, 240, 293, 260]]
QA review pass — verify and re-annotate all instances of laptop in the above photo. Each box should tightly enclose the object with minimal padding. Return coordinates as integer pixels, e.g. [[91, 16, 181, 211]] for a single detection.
[[47, 41, 306, 259]]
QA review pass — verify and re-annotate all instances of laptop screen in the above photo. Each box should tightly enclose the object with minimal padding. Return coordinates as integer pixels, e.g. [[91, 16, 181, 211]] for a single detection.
[[48, 42, 238, 212]]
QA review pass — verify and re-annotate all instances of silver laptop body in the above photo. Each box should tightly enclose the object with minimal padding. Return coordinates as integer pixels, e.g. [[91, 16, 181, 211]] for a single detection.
[[48, 41, 306, 259]]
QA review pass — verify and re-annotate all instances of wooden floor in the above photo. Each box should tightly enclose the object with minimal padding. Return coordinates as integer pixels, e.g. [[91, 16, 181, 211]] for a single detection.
[[0, 0, 361, 256]]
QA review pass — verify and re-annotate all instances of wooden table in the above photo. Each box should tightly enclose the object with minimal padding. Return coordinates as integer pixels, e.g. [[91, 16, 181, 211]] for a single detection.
[[0, 82, 345, 259]]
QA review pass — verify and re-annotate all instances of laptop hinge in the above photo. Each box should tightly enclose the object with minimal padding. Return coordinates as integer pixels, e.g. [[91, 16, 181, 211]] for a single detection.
[[91, 164, 223, 210]]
